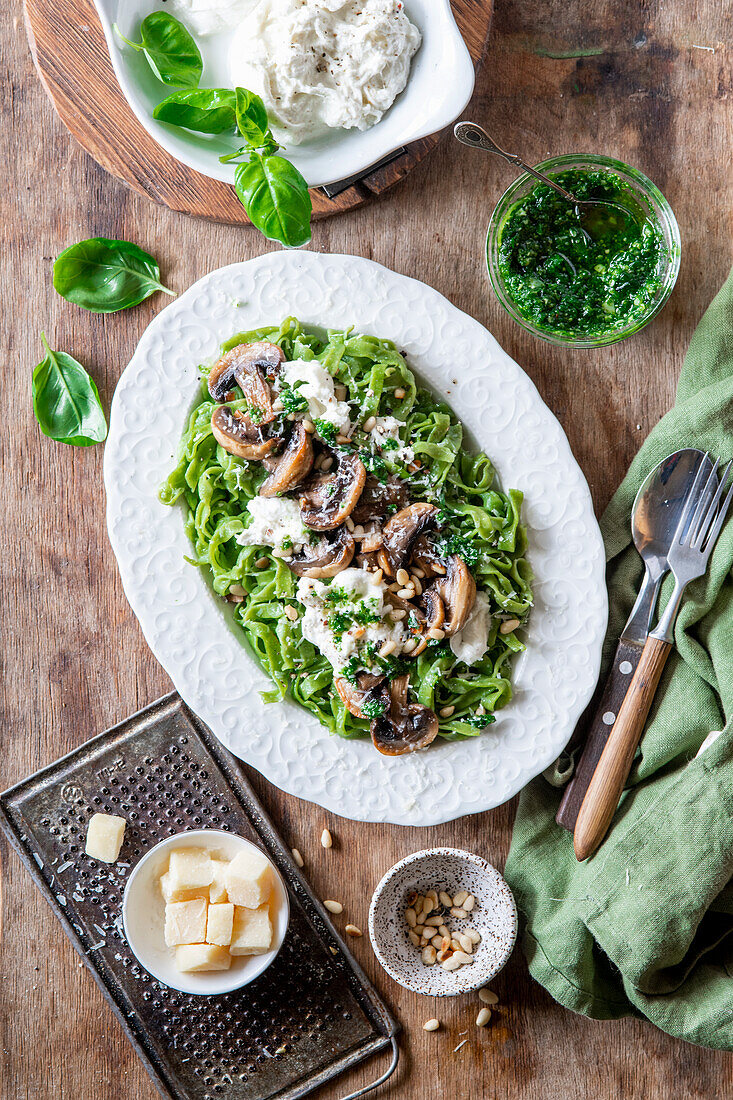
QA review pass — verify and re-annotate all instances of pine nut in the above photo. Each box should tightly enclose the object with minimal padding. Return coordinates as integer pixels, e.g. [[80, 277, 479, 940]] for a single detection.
[[256, 556, 269, 569], [423, 1018, 440, 1032], [442, 956, 461, 971], [303, 419, 316, 434], [390, 609, 407, 621], [372, 568, 384, 584], [345, 924, 362, 937], [500, 618, 521, 634], [272, 398, 284, 412], [352, 525, 366, 538], [428, 627, 446, 641], [408, 930, 420, 947], [324, 900, 342, 914], [451, 951, 474, 965], [421, 945, 437, 965], [463, 895, 476, 912], [450, 907, 468, 919], [439, 705, 455, 717], [412, 567, 425, 578], [420, 933, 431, 946], [402, 638, 417, 654], [291, 848, 304, 868], [439, 924, 449, 939], [285, 605, 298, 621], [322, 456, 334, 471], [421, 898, 434, 917], [431, 934, 443, 948], [451, 938, 462, 952], [476, 1008, 492, 1027], [394, 387, 406, 399], [229, 583, 246, 596], [466, 928, 482, 944], [426, 891, 439, 905], [405, 908, 417, 928], [439, 891, 452, 909], [424, 915, 443, 928], [378, 639, 397, 658], [396, 567, 410, 586], [321, 828, 333, 848], [453, 890, 468, 907], [433, 564, 447, 575], [345, 515, 355, 531], [459, 935, 474, 954], [336, 434, 350, 445], [414, 924, 426, 936], [397, 587, 415, 599], [363, 416, 377, 433], [411, 575, 423, 596], [478, 989, 498, 1005]]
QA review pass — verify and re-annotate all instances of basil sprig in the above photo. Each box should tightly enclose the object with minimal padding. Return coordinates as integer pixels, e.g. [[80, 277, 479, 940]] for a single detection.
[[114, 13, 203, 88], [53, 238, 174, 313], [221, 89, 312, 248], [153, 88, 237, 133], [33, 335, 107, 447]]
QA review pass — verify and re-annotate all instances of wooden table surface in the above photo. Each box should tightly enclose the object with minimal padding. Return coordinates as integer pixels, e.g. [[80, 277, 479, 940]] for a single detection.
[[3, 1, 733, 1097]]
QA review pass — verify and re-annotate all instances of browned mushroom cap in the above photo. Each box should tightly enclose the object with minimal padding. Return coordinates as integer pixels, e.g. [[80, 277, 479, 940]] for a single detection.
[[300, 452, 367, 531], [350, 475, 410, 526], [435, 555, 476, 636], [211, 407, 282, 461], [287, 528, 355, 579], [377, 502, 439, 577], [259, 422, 314, 498], [207, 342, 285, 423], [335, 673, 386, 719], [370, 675, 439, 756], [410, 534, 447, 577], [408, 587, 446, 657]]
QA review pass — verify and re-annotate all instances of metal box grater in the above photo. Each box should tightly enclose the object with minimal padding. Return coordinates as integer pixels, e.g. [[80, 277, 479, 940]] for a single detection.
[[0, 693, 398, 1100]]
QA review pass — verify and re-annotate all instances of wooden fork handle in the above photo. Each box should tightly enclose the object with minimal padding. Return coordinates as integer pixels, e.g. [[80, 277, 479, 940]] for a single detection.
[[573, 635, 672, 861]]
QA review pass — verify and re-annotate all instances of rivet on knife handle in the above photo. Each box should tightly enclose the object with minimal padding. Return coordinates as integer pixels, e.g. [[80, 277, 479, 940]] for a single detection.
[[555, 639, 643, 831]]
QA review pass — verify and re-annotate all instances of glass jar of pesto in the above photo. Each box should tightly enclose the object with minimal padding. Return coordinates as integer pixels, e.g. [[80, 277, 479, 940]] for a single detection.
[[486, 155, 681, 348]]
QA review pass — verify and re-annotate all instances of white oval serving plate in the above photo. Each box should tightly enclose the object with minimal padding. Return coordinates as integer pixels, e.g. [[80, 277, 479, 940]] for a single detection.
[[91, 0, 476, 189], [104, 250, 607, 826]]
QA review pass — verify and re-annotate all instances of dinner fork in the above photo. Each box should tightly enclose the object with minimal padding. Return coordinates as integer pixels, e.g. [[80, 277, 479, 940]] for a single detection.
[[574, 456, 733, 861]]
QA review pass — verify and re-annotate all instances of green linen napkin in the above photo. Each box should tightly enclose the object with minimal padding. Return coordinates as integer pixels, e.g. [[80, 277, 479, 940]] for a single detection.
[[504, 267, 733, 1050]]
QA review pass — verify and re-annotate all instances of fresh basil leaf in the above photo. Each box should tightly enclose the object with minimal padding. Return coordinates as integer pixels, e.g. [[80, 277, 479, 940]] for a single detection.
[[234, 154, 312, 248], [154, 88, 237, 133], [53, 238, 174, 313], [32, 335, 107, 447], [114, 13, 203, 88], [234, 87, 271, 146]]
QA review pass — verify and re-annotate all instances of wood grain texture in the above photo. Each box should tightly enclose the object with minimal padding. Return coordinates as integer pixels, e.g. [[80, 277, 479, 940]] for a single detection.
[[574, 635, 672, 860], [23, 0, 493, 225], [556, 639, 643, 830], [3, 0, 733, 1097]]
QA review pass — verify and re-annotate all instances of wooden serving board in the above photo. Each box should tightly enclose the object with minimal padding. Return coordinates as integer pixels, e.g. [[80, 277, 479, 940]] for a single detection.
[[24, 0, 493, 225]]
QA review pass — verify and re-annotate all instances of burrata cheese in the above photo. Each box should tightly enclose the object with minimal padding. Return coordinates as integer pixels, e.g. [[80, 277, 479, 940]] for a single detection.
[[228, 0, 422, 142]]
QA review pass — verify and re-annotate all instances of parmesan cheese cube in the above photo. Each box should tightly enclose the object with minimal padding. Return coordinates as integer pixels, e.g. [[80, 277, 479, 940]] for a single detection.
[[229, 904, 273, 956], [168, 848, 214, 893], [209, 859, 230, 904], [206, 903, 234, 946], [176, 944, 231, 973], [160, 871, 206, 904], [225, 848, 273, 909], [85, 813, 126, 863], [164, 898, 208, 947]]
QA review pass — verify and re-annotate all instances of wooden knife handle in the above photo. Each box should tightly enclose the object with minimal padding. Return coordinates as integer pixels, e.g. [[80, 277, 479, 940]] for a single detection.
[[556, 641, 643, 831], [573, 635, 672, 861]]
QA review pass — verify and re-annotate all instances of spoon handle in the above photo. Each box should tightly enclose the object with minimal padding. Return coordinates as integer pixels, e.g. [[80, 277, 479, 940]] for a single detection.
[[453, 123, 577, 203]]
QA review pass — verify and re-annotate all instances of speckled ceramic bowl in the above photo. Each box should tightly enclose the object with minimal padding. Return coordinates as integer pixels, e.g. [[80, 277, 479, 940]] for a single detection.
[[368, 848, 517, 996]]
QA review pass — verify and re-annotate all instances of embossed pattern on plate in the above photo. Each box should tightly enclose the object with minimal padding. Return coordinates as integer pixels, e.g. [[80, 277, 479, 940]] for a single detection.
[[103, 251, 608, 825]]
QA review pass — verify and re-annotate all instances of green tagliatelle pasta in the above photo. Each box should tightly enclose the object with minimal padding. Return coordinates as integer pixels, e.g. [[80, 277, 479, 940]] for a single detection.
[[160, 318, 533, 742]]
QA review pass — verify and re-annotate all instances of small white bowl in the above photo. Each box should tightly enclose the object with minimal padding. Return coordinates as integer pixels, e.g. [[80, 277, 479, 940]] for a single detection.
[[368, 848, 517, 996], [91, 0, 476, 189], [123, 829, 290, 995]]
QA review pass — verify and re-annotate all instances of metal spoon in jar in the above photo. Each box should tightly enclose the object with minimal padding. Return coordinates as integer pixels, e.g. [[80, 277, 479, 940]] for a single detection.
[[453, 122, 641, 243]]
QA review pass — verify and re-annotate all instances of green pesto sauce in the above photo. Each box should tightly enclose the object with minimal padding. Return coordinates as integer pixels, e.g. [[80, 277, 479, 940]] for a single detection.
[[496, 169, 667, 339]]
